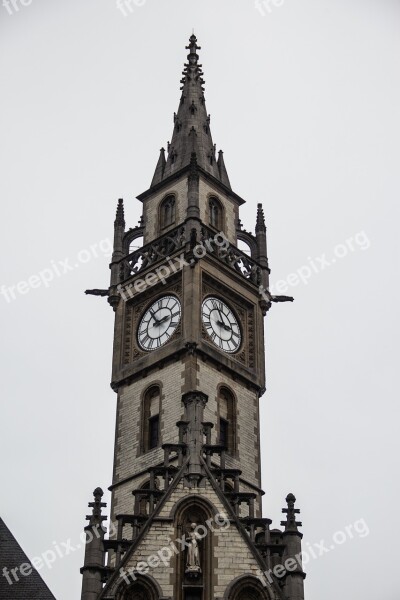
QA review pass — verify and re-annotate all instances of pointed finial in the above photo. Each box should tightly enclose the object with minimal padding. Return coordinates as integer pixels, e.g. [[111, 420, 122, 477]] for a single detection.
[[150, 147, 166, 187], [114, 198, 125, 228], [256, 203, 266, 232], [186, 33, 201, 65], [86, 487, 107, 527], [217, 149, 231, 188], [281, 493, 302, 532]]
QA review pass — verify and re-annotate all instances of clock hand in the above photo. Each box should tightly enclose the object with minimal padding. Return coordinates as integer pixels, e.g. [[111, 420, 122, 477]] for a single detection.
[[217, 320, 231, 332], [157, 315, 170, 325], [149, 308, 160, 326], [214, 306, 229, 328], [216, 307, 225, 323]]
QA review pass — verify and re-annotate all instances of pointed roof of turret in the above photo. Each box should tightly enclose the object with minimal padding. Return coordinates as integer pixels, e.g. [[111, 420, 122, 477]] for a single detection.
[[150, 34, 231, 189], [114, 198, 125, 227], [256, 203, 266, 232]]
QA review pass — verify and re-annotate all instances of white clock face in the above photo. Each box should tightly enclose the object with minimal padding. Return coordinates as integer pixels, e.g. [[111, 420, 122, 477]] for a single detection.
[[202, 297, 241, 353], [138, 295, 181, 351]]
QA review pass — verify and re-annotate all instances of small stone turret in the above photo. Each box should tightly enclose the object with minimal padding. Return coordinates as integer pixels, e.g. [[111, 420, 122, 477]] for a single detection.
[[280, 493, 306, 600], [255, 203, 270, 289], [150, 147, 166, 187], [80, 488, 107, 600], [108, 199, 125, 308]]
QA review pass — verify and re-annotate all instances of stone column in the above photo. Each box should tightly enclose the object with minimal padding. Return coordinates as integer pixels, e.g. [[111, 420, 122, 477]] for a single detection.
[[280, 493, 306, 600], [80, 488, 107, 600], [182, 391, 208, 485]]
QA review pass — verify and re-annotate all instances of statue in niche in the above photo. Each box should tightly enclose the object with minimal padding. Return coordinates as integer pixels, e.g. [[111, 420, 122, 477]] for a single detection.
[[185, 522, 202, 574]]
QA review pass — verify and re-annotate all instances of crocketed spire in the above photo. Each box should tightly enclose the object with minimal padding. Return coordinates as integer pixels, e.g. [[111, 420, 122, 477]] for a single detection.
[[256, 203, 266, 232], [150, 34, 231, 188], [114, 198, 125, 227]]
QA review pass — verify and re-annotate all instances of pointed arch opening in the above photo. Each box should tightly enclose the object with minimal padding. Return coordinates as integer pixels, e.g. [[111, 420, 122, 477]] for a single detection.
[[159, 194, 176, 230], [172, 497, 215, 600], [138, 480, 150, 516], [217, 386, 237, 456], [224, 575, 273, 600], [209, 196, 223, 230], [140, 385, 161, 454], [115, 574, 161, 600]]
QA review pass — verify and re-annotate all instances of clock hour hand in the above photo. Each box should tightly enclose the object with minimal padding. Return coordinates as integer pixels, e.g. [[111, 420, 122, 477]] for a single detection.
[[217, 320, 231, 332], [149, 308, 160, 326]]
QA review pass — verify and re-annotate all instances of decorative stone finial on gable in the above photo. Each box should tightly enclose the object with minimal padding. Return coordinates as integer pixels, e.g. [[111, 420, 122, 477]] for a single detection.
[[114, 198, 125, 228], [281, 492, 302, 533], [256, 203, 266, 233], [86, 487, 107, 527]]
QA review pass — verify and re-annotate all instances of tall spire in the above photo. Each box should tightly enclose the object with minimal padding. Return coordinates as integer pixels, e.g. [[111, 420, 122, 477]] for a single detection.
[[150, 34, 231, 188]]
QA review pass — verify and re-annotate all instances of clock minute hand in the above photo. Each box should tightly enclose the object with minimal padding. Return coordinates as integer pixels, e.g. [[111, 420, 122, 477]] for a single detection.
[[216, 307, 232, 331], [157, 315, 170, 325], [216, 307, 229, 326]]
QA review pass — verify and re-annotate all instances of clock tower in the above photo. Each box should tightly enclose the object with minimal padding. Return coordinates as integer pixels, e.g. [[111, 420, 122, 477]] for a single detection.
[[81, 35, 306, 600]]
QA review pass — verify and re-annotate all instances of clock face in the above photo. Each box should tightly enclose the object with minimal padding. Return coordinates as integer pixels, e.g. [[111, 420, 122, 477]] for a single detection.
[[202, 297, 241, 353], [138, 295, 181, 351]]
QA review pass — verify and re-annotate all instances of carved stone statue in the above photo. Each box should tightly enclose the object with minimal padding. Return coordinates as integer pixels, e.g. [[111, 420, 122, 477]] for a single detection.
[[185, 523, 201, 574]]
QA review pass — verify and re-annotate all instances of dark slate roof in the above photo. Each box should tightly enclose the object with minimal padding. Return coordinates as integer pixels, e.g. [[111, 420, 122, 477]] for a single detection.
[[0, 517, 57, 599]]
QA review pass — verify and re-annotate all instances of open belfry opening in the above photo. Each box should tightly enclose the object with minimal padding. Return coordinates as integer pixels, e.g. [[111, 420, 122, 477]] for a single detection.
[[82, 34, 305, 600]]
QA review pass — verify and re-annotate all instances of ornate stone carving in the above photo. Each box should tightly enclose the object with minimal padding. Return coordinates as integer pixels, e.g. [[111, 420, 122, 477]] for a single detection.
[[119, 225, 186, 281], [200, 224, 262, 286], [185, 523, 202, 574]]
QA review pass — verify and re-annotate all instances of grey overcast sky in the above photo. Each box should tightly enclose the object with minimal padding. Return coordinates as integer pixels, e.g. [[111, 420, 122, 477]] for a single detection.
[[0, 1, 399, 599]]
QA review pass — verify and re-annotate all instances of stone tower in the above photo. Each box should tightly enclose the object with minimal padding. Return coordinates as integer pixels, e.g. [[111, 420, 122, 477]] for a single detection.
[[82, 35, 306, 600]]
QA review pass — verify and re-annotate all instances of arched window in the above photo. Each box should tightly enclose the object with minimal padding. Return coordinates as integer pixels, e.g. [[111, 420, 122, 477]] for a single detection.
[[225, 575, 271, 600], [141, 386, 161, 453], [124, 583, 150, 599], [116, 576, 160, 600], [209, 196, 223, 230], [160, 194, 176, 229], [129, 236, 143, 254], [237, 239, 251, 256], [236, 588, 262, 600], [218, 387, 236, 455]]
